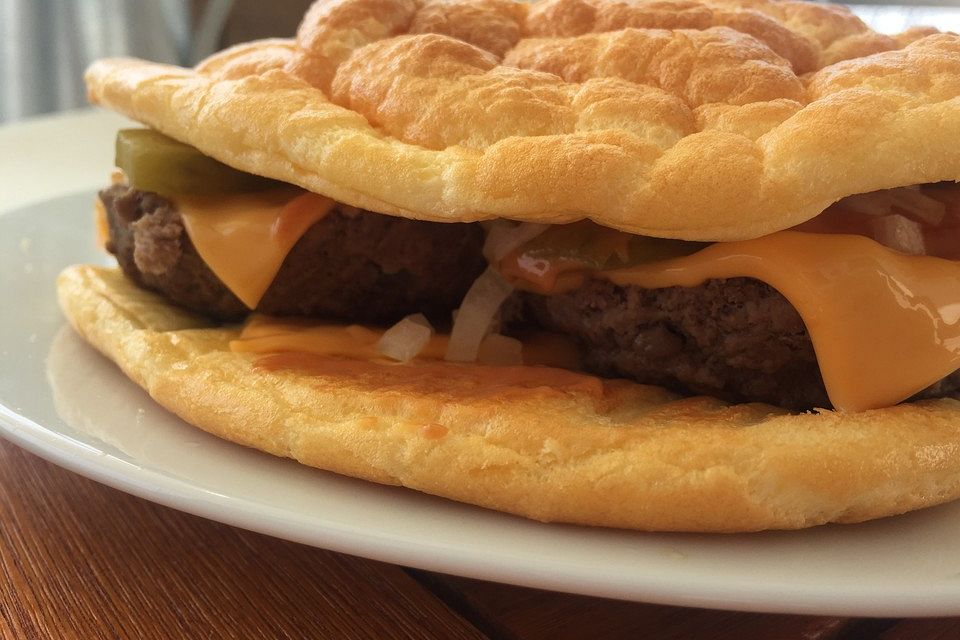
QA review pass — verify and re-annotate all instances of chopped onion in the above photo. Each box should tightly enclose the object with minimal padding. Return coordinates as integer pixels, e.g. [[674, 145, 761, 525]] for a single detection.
[[445, 267, 515, 363], [890, 189, 946, 226], [842, 191, 894, 216], [377, 313, 434, 362], [452, 307, 504, 333], [477, 333, 523, 366], [841, 187, 946, 226], [483, 221, 549, 262], [870, 214, 926, 255]]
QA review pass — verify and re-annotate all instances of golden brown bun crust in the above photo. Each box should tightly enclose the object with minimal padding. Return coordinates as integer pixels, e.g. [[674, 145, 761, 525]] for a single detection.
[[84, 0, 960, 241], [58, 265, 960, 531]]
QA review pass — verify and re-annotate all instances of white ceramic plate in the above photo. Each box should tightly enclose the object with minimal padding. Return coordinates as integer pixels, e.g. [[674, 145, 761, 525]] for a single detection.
[[6, 191, 960, 619]]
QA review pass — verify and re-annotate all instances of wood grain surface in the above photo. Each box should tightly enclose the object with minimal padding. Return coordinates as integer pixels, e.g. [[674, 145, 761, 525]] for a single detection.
[[0, 438, 956, 640]]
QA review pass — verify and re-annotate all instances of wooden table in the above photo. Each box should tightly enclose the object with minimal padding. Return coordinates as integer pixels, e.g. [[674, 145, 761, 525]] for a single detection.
[[1, 439, 956, 639]]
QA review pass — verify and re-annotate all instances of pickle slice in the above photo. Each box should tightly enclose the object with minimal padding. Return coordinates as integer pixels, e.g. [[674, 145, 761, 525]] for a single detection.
[[520, 220, 707, 270], [623, 236, 708, 267], [115, 129, 281, 196], [521, 221, 624, 270]]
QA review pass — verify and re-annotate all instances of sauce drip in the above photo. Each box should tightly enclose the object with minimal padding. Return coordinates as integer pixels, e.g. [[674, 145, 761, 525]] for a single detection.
[[230, 315, 581, 371]]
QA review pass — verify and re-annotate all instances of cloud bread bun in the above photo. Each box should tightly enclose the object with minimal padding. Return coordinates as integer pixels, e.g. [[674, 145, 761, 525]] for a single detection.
[[58, 265, 960, 531], [84, 0, 960, 241]]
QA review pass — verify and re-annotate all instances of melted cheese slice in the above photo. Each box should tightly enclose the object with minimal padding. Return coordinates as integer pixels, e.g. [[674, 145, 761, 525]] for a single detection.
[[177, 189, 335, 308], [601, 231, 960, 412]]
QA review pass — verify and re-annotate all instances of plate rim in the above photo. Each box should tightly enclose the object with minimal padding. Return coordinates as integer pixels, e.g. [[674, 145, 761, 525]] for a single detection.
[[5, 396, 960, 618]]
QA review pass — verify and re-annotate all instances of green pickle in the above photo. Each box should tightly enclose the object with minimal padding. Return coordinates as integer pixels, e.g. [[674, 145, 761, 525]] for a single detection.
[[622, 236, 709, 267], [115, 129, 281, 196], [520, 220, 707, 270]]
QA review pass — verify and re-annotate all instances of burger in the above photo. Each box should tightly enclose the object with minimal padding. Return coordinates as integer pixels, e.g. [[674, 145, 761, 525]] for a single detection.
[[59, 0, 960, 531]]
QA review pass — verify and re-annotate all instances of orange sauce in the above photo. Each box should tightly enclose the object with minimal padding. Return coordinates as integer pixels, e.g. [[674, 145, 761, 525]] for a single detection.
[[419, 423, 449, 439], [231, 318, 449, 361], [499, 252, 588, 294], [230, 315, 581, 371]]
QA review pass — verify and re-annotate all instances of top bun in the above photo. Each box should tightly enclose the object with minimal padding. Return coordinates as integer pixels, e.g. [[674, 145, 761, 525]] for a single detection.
[[86, 0, 960, 240]]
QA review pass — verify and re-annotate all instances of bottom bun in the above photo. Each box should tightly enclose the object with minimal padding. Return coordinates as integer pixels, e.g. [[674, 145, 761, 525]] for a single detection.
[[57, 264, 960, 532]]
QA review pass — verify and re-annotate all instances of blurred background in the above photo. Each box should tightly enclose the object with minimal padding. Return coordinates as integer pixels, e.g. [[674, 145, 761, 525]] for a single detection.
[[1, 0, 958, 124], [0, 0, 312, 123]]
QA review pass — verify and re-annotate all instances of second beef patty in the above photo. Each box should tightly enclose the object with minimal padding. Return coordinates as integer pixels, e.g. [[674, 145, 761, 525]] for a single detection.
[[519, 278, 960, 410]]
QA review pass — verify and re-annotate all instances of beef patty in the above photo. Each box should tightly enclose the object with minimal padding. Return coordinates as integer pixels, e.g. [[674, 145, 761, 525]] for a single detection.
[[519, 278, 960, 410], [100, 185, 487, 323]]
